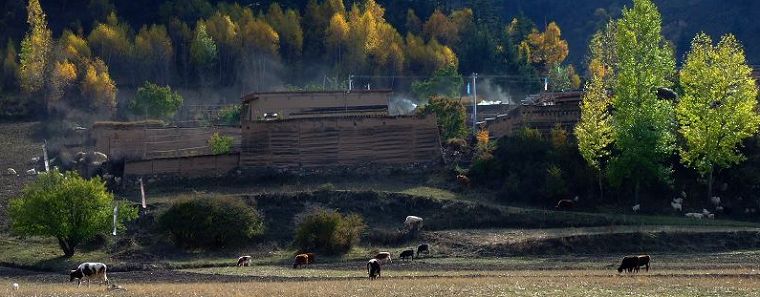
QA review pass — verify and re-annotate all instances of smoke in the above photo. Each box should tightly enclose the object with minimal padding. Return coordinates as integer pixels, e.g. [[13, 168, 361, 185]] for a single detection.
[[389, 96, 422, 115], [476, 79, 515, 105]]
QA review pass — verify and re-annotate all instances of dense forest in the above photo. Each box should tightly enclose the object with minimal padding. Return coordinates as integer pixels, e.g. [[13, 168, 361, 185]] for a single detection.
[[2, 0, 759, 122]]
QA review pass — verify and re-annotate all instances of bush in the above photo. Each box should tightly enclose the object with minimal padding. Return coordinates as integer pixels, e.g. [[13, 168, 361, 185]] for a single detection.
[[158, 197, 264, 249], [216, 104, 241, 125], [209, 132, 234, 155], [293, 208, 365, 255]]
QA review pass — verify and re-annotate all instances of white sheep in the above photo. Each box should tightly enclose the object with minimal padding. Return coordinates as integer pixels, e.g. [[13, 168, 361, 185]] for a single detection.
[[404, 216, 423, 229], [702, 209, 711, 216], [707, 213, 715, 219], [673, 197, 684, 204], [5, 168, 16, 176], [25, 169, 36, 176], [12, 283, 18, 291], [670, 201, 682, 211], [711, 196, 721, 206], [632, 204, 640, 212], [685, 213, 704, 219]]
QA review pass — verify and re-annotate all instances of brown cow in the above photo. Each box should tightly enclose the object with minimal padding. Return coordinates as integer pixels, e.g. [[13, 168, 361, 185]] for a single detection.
[[399, 249, 414, 261], [634, 255, 651, 272], [293, 254, 309, 269], [305, 253, 316, 264], [457, 175, 471, 188]]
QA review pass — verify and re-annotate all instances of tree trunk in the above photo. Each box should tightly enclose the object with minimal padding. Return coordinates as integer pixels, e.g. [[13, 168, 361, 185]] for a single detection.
[[707, 166, 714, 202], [634, 179, 640, 206], [57, 237, 75, 258], [598, 170, 604, 201]]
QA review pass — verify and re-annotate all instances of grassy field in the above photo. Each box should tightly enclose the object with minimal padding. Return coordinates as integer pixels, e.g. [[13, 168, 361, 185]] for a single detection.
[[3, 263, 760, 296]]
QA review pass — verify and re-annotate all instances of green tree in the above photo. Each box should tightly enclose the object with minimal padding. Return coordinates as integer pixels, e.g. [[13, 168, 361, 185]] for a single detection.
[[609, 0, 676, 203], [411, 65, 462, 99], [266, 4, 303, 63], [9, 170, 137, 257], [208, 132, 234, 155], [18, 0, 52, 96], [129, 81, 183, 119], [418, 95, 467, 140], [293, 208, 365, 255], [677, 33, 760, 201], [190, 20, 217, 86], [575, 77, 613, 200]]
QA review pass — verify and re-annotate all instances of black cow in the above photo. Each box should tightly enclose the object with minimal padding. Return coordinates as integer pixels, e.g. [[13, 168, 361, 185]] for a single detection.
[[367, 259, 381, 279], [399, 249, 414, 261], [617, 256, 638, 273], [417, 244, 430, 257], [70, 262, 109, 287], [555, 199, 575, 211]]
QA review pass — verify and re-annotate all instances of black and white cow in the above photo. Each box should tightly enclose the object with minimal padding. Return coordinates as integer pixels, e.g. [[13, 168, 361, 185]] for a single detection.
[[70, 262, 109, 287], [367, 259, 381, 279], [237, 256, 252, 267]]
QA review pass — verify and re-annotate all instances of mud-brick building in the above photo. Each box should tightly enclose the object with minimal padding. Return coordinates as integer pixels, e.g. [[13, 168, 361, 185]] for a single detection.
[[240, 90, 442, 170], [482, 91, 582, 139]]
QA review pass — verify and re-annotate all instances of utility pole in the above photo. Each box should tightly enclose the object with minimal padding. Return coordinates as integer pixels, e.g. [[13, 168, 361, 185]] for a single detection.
[[348, 74, 353, 92], [472, 73, 478, 131]]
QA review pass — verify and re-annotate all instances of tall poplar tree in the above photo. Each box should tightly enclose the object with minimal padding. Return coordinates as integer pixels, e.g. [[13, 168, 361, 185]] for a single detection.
[[677, 33, 760, 201], [18, 0, 52, 96], [576, 77, 613, 200], [609, 0, 676, 203]]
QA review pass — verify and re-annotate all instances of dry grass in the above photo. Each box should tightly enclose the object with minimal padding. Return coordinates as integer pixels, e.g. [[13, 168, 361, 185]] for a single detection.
[[2, 273, 760, 297]]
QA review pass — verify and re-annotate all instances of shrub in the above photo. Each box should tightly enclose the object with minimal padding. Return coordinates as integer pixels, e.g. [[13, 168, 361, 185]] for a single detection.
[[216, 104, 241, 125], [293, 208, 365, 255], [158, 197, 264, 249], [209, 132, 234, 155], [9, 170, 138, 257]]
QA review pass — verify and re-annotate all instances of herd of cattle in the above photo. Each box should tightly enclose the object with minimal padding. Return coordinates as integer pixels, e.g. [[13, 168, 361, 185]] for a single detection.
[[67, 249, 651, 287]]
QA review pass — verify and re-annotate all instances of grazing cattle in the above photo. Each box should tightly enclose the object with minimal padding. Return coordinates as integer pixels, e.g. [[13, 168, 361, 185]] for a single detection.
[[634, 255, 651, 272], [456, 175, 471, 188], [237, 256, 252, 267], [374, 252, 392, 264], [367, 259, 381, 279], [70, 262, 109, 287], [417, 244, 430, 257], [617, 256, 638, 273], [399, 249, 415, 261], [305, 253, 316, 264], [293, 254, 309, 269], [555, 199, 575, 211], [404, 216, 424, 230]]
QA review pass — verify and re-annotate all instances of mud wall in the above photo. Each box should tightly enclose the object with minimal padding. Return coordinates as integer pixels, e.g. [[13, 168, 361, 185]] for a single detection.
[[123, 154, 239, 176], [240, 115, 442, 169]]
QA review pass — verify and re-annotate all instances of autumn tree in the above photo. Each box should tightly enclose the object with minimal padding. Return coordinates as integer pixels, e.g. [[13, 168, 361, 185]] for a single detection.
[[88, 12, 133, 83], [19, 0, 52, 96], [266, 4, 303, 64], [80, 58, 117, 111], [423, 9, 457, 45], [575, 77, 613, 200], [520, 22, 569, 75], [239, 14, 279, 91], [134, 24, 174, 84], [609, 0, 676, 203], [325, 13, 349, 70], [677, 33, 760, 201], [406, 9, 422, 35], [205, 11, 239, 85], [587, 20, 618, 86]]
